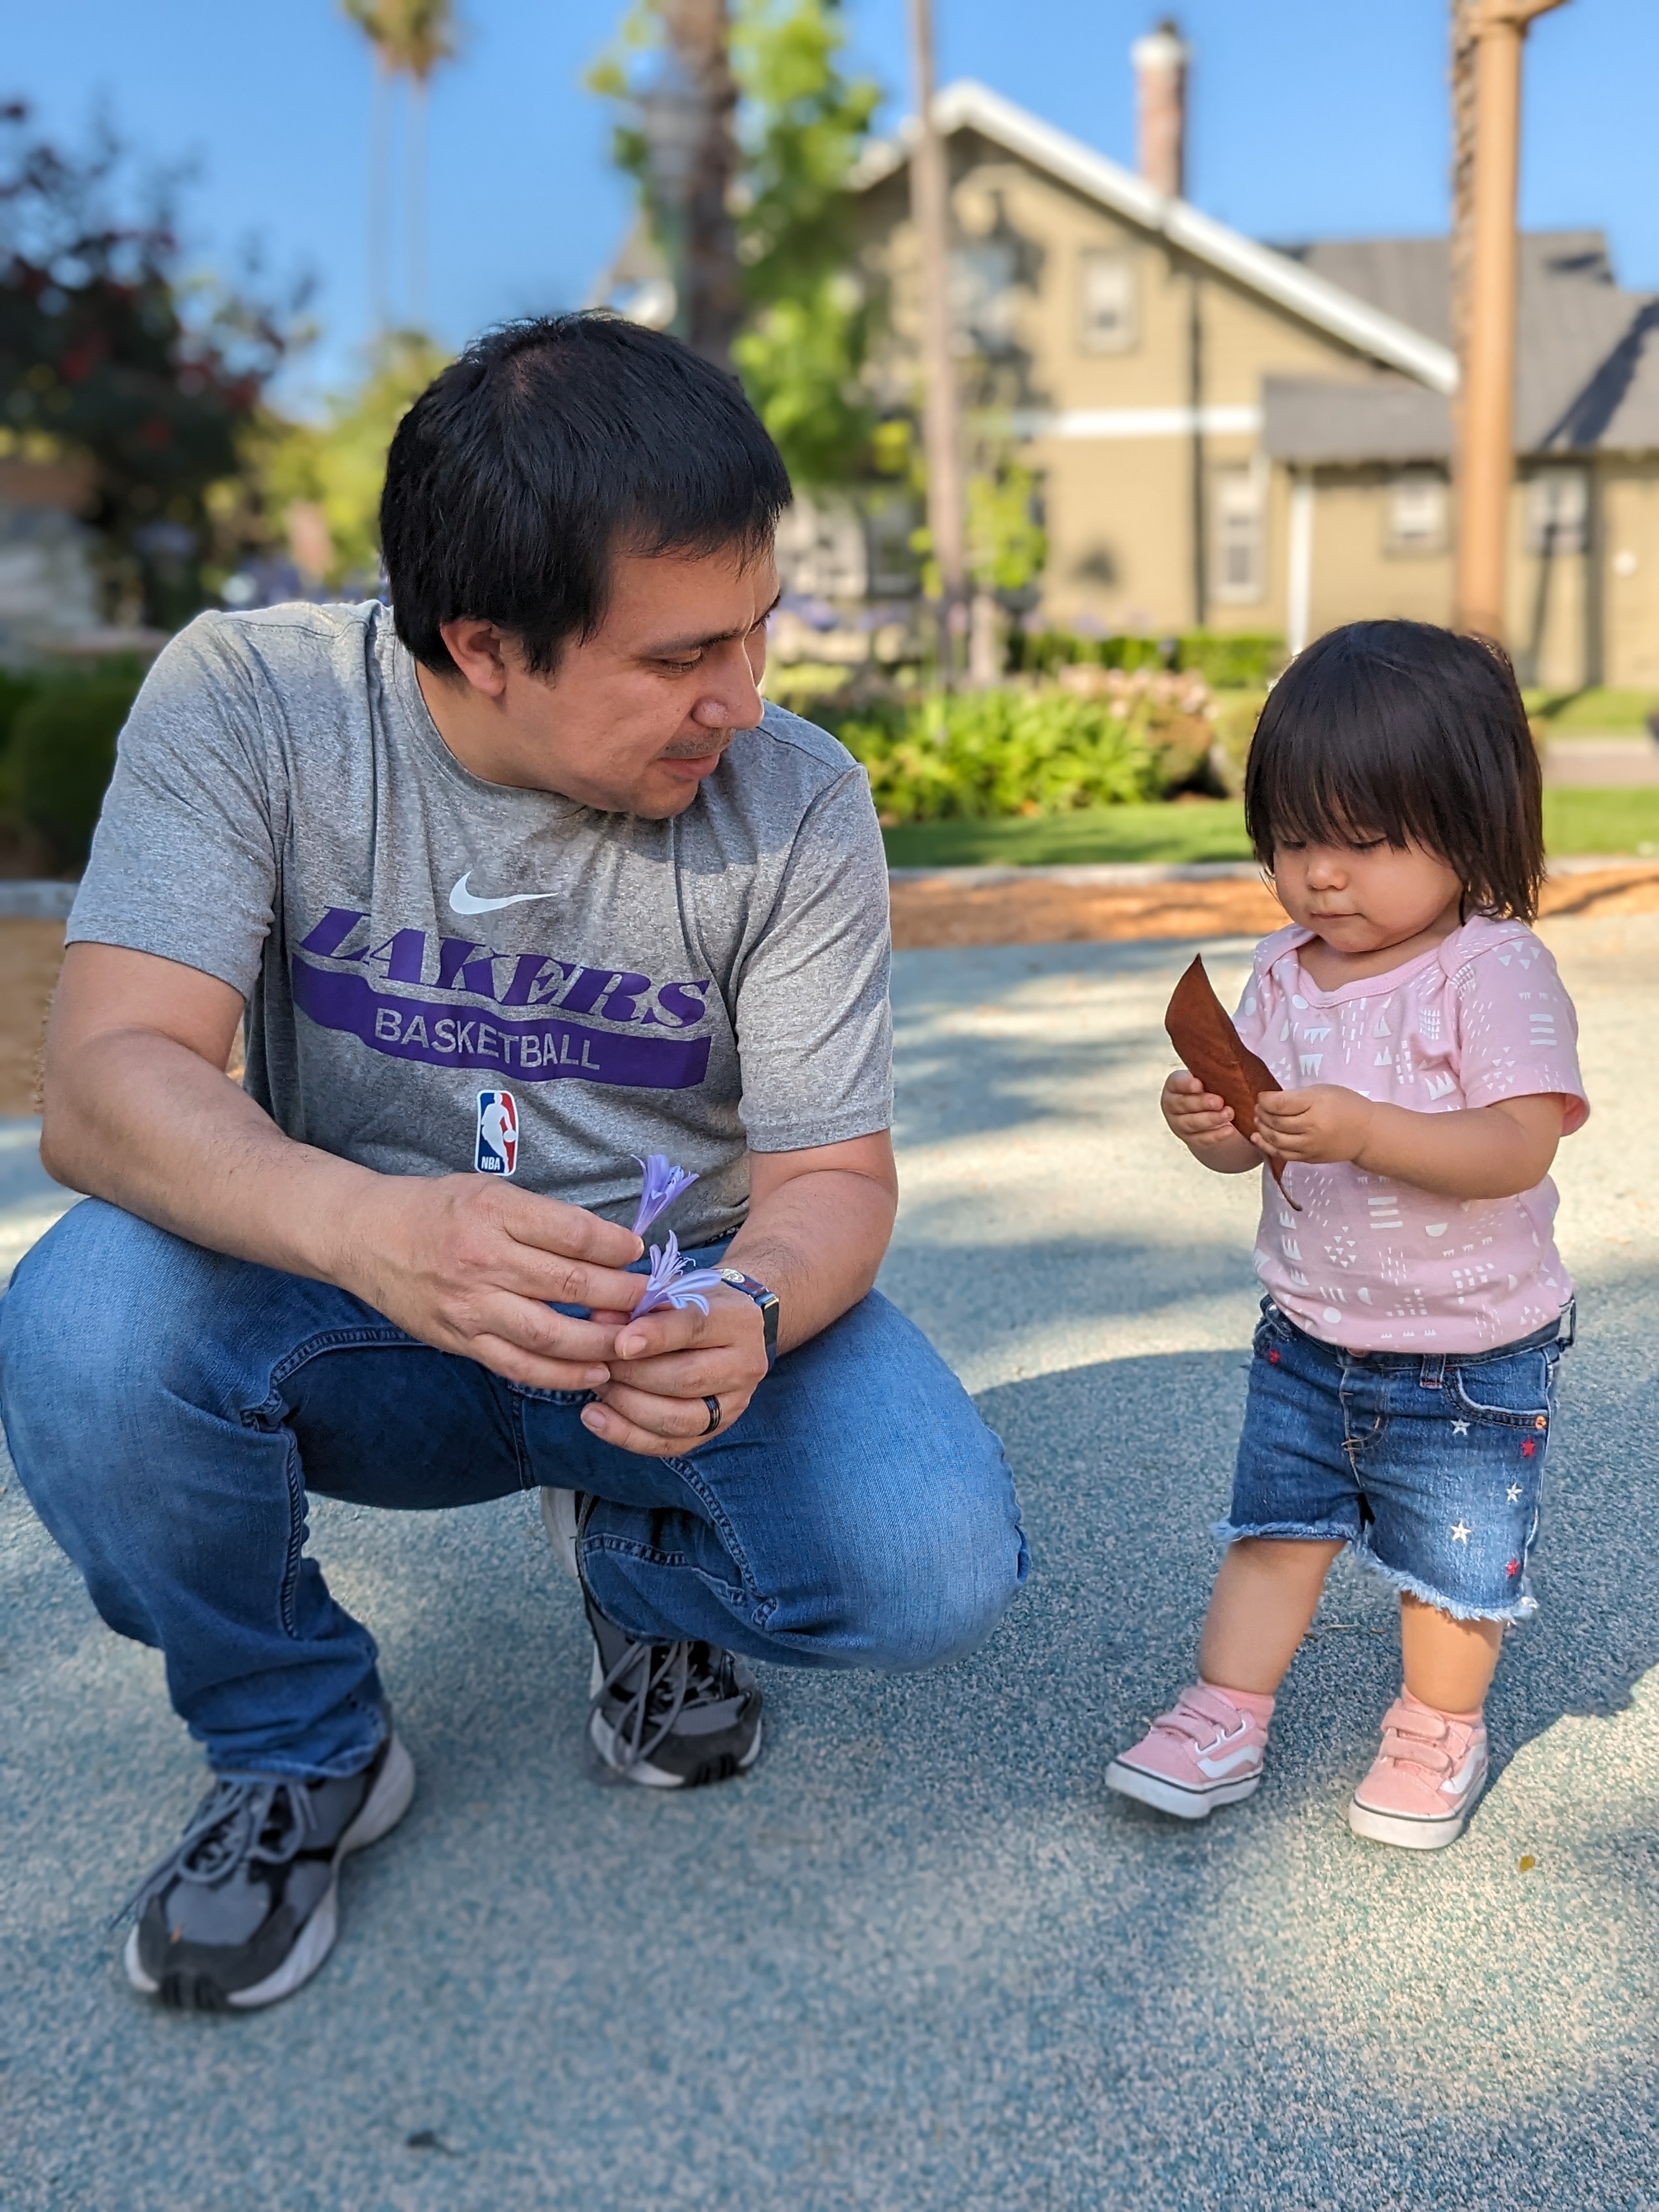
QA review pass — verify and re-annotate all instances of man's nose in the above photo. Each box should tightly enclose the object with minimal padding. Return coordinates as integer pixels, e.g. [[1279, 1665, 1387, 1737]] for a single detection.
[[691, 639, 764, 733]]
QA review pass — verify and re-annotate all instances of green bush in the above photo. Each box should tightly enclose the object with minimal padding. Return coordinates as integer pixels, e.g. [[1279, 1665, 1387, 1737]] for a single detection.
[[1011, 629, 1167, 677], [830, 687, 1161, 823], [1009, 628, 1284, 688], [12, 673, 142, 870], [1172, 632, 1285, 689]]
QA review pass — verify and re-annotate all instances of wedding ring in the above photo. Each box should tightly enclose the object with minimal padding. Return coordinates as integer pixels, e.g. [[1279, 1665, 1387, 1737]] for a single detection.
[[701, 1395, 723, 1435]]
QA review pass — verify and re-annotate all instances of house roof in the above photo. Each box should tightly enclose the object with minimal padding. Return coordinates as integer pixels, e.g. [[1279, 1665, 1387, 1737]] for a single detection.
[[1264, 233, 1659, 460], [853, 79, 1459, 394]]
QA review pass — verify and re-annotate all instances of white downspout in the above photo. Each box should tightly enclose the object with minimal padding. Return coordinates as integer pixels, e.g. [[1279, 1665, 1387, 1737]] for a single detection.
[[1286, 468, 1314, 658]]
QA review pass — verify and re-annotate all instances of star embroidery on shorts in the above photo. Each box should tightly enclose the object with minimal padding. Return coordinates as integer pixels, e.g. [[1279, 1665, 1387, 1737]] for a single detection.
[[1451, 1520, 1472, 1544], [1506, 1484, 1524, 1504], [1506, 1558, 1520, 1578], [1521, 1438, 1537, 1457], [1451, 1419, 1470, 1437]]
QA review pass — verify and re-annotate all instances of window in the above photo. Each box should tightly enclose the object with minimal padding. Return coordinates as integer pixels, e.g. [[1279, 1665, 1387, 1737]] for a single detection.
[[1211, 465, 1264, 604], [951, 241, 1019, 358], [1386, 472, 1448, 556], [773, 495, 867, 599], [1527, 469, 1588, 556], [1078, 251, 1138, 353]]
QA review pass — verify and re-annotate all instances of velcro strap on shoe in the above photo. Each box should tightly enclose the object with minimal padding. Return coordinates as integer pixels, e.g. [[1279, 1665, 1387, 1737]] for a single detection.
[[1155, 1684, 1246, 1744], [1377, 1699, 1452, 1774]]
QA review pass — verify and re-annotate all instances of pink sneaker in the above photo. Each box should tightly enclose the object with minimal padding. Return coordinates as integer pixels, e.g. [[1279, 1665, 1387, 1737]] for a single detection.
[[1347, 1691, 1488, 1850], [1105, 1683, 1271, 1820]]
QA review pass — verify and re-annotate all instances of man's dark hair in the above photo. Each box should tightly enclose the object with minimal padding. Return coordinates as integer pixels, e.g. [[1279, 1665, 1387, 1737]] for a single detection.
[[1244, 619, 1544, 921], [380, 313, 792, 676]]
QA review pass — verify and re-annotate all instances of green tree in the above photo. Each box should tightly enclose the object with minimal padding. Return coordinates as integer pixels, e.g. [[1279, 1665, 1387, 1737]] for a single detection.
[[729, 0, 879, 484], [341, 0, 460, 331], [0, 102, 301, 629], [967, 455, 1046, 595], [594, 0, 880, 483], [242, 331, 447, 592]]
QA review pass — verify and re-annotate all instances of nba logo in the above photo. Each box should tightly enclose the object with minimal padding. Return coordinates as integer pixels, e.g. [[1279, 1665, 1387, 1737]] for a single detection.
[[476, 1089, 518, 1177]]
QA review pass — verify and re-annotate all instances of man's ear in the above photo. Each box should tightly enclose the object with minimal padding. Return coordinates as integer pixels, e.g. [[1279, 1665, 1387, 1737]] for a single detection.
[[437, 617, 510, 698]]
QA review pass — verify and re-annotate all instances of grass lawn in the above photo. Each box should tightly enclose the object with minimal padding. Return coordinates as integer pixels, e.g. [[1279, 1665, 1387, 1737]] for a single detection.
[[882, 802, 1254, 868], [882, 790, 1659, 869], [1524, 686, 1659, 733]]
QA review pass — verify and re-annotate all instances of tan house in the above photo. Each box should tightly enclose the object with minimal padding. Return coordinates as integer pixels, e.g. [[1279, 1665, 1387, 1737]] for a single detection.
[[827, 71, 1659, 691]]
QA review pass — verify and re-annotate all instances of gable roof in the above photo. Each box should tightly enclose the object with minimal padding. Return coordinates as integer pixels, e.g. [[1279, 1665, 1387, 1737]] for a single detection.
[[852, 79, 1459, 395], [1266, 233, 1659, 460]]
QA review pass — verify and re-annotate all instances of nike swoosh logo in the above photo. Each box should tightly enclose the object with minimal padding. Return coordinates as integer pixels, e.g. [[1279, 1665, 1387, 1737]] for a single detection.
[[1197, 1744, 1261, 1778], [448, 871, 562, 916]]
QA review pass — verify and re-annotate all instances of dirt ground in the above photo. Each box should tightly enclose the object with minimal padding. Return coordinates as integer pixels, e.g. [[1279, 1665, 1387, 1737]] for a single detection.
[[889, 860, 1659, 950], [7, 862, 1659, 1117], [0, 921, 62, 1116]]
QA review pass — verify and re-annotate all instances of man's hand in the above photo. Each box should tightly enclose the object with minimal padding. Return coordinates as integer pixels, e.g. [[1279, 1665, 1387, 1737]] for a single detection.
[[1252, 1084, 1376, 1165], [334, 1175, 648, 1392], [578, 1286, 768, 1458]]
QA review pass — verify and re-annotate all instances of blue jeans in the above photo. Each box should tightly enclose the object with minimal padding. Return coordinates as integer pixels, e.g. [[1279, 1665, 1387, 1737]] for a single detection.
[[1222, 1298, 1572, 1623], [0, 1199, 1028, 1779]]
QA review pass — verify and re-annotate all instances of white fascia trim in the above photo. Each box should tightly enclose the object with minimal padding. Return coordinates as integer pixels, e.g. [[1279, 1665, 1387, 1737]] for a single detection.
[[1009, 404, 1262, 440], [857, 80, 1459, 397]]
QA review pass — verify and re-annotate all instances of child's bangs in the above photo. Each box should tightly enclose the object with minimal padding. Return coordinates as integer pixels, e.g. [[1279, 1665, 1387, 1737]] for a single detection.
[[1248, 739, 1432, 862]]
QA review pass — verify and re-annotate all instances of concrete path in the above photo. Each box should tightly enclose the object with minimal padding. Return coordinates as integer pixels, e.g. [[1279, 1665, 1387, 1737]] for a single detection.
[[4, 919, 1658, 2210]]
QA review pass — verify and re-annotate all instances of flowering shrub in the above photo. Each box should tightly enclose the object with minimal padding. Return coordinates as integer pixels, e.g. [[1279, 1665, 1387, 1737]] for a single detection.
[[832, 685, 1168, 824]]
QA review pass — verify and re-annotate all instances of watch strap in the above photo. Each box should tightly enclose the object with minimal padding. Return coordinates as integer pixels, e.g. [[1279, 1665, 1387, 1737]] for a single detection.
[[718, 1267, 780, 1370]]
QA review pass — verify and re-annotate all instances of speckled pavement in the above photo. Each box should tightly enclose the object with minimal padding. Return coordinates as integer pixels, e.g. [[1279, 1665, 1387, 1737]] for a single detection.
[[4, 918, 1657, 2211]]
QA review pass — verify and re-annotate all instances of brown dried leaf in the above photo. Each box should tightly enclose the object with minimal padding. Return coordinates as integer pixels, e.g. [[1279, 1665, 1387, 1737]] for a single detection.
[[1165, 954, 1299, 1207]]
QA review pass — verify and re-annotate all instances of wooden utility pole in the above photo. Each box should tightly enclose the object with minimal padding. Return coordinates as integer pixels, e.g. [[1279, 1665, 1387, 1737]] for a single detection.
[[907, 0, 965, 681], [1453, 0, 1568, 639]]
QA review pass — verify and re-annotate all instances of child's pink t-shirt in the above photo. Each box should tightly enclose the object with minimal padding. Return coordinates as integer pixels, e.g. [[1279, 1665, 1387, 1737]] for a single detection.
[[1230, 914, 1588, 1352]]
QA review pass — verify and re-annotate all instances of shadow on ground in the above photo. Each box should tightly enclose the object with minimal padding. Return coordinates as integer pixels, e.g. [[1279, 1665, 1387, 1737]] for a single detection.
[[4, 1317, 1658, 2209], [7, 922, 1659, 2208]]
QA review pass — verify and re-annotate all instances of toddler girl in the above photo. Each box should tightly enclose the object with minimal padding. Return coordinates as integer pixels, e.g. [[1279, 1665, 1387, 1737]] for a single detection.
[[1107, 620, 1587, 1849]]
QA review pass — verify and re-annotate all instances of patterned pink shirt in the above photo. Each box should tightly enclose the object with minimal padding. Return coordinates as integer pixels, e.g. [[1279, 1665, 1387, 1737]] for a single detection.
[[1231, 915, 1588, 1352]]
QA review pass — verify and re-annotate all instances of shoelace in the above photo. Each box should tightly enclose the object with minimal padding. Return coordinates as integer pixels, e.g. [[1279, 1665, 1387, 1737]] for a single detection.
[[111, 1774, 320, 1931], [593, 1636, 740, 1773], [1376, 1703, 1454, 1777]]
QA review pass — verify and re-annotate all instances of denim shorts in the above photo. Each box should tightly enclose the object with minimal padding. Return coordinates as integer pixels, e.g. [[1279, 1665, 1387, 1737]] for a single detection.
[[1220, 1299, 1574, 1623]]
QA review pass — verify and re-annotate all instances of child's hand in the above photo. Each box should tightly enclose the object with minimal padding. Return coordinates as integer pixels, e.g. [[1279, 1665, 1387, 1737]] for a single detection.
[[1162, 1069, 1240, 1154], [1253, 1084, 1376, 1164]]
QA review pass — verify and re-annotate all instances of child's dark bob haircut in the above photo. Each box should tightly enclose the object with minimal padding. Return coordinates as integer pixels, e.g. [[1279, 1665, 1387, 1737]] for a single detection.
[[1244, 619, 1544, 922]]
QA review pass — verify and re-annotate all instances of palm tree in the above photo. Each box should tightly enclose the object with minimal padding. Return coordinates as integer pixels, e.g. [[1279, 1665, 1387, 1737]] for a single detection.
[[343, 0, 458, 334], [660, 0, 742, 367]]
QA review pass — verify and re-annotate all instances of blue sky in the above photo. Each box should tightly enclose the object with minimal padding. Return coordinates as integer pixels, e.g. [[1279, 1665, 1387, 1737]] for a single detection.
[[2, 0, 1653, 405]]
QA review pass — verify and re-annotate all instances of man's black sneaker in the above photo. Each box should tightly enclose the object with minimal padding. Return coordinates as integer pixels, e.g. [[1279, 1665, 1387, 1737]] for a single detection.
[[586, 1595, 764, 1787], [540, 1486, 763, 1788], [119, 1730, 415, 2011]]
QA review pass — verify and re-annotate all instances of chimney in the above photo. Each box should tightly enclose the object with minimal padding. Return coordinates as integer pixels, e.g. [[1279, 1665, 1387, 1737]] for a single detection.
[[1132, 18, 1188, 200]]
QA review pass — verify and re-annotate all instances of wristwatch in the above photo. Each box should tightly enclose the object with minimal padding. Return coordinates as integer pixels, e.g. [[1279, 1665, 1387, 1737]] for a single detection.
[[718, 1267, 780, 1371]]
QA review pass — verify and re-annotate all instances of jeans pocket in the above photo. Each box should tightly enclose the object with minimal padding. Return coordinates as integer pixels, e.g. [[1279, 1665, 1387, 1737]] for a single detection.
[[1253, 1303, 1293, 1361], [1449, 1345, 1554, 1431]]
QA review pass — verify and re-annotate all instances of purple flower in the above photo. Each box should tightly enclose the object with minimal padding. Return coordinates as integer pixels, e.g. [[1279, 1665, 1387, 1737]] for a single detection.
[[631, 1154, 699, 1238], [631, 1231, 727, 1318]]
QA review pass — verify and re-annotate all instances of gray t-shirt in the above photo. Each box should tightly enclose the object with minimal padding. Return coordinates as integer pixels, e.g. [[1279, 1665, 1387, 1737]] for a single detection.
[[67, 601, 893, 1246]]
